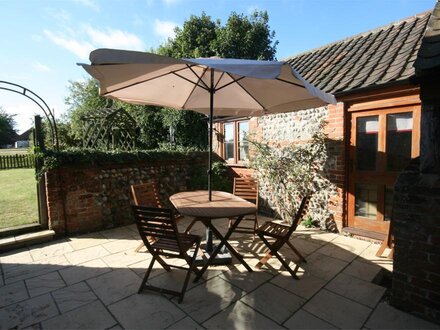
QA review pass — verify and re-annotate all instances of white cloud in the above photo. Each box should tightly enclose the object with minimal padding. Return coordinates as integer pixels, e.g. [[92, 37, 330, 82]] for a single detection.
[[162, 0, 182, 6], [34, 62, 51, 73], [44, 25, 145, 60], [83, 25, 145, 50], [73, 0, 100, 11], [153, 19, 177, 40], [44, 29, 93, 60]]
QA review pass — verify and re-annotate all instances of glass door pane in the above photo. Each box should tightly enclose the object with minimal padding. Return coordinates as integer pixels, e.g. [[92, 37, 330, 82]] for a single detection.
[[386, 112, 413, 171], [355, 183, 378, 219], [224, 123, 234, 161], [238, 122, 249, 161], [356, 116, 379, 171]]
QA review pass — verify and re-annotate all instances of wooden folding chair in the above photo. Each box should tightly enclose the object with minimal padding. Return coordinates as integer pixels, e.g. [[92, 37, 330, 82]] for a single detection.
[[131, 181, 183, 252], [132, 205, 201, 304], [228, 177, 259, 238], [255, 195, 311, 279], [131, 181, 163, 208]]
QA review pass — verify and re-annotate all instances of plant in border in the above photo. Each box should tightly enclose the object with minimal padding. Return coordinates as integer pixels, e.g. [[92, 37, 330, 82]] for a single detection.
[[249, 120, 331, 224]]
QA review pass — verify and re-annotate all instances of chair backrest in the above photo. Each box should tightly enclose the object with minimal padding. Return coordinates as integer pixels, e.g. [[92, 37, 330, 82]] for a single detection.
[[131, 182, 162, 208], [233, 177, 258, 206], [288, 195, 312, 235], [132, 205, 180, 251]]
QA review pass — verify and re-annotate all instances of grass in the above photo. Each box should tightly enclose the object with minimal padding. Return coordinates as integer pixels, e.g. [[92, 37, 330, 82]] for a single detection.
[[0, 168, 38, 229]]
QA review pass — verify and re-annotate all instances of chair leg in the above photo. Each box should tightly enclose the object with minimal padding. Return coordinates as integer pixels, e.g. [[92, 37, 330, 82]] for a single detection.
[[139, 256, 156, 293], [155, 255, 172, 272], [272, 249, 300, 279], [179, 240, 201, 304], [286, 241, 307, 263], [134, 242, 144, 253], [184, 219, 197, 234]]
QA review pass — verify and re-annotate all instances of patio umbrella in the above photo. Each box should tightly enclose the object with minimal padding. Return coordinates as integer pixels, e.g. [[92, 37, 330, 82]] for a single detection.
[[79, 48, 336, 200]]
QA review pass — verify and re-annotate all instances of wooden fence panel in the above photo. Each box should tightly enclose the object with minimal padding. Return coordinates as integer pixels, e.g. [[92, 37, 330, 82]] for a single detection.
[[0, 154, 34, 170]]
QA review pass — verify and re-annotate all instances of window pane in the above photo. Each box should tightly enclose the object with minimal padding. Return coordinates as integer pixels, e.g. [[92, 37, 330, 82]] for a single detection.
[[384, 186, 393, 221], [238, 122, 249, 161], [387, 112, 413, 171], [356, 116, 378, 171], [224, 123, 234, 161], [355, 183, 377, 219]]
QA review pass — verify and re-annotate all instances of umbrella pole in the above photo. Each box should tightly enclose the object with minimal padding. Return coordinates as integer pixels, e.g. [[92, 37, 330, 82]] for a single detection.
[[208, 68, 214, 202], [206, 68, 214, 253]]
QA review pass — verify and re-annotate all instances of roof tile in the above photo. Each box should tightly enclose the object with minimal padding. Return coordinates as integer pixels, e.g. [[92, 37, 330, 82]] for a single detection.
[[287, 11, 431, 94]]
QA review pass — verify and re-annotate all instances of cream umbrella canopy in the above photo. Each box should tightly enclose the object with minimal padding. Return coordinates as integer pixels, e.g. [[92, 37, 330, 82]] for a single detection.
[[79, 48, 336, 200]]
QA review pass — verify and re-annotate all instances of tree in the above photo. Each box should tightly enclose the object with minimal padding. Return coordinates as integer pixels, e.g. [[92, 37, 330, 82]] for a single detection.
[[0, 108, 17, 146], [215, 11, 278, 60], [64, 11, 278, 150], [156, 10, 278, 148]]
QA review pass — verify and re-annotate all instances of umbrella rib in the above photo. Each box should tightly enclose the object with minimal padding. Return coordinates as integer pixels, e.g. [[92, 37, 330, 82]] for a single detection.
[[214, 72, 226, 90], [276, 77, 305, 88], [215, 76, 245, 92], [101, 65, 199, 96], [185, 65, 210, 90], [228, 73, 266, 110]]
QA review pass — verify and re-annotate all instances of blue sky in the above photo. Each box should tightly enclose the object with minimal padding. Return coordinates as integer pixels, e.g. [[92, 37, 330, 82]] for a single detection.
[[0, 0, 435, 133]]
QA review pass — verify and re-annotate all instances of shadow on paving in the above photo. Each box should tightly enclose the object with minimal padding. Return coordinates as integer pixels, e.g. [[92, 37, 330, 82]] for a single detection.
[[0, 221, 437, 330]]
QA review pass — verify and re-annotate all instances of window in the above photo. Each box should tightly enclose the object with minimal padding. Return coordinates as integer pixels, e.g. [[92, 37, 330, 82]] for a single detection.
[[222, 120, 249, 164]]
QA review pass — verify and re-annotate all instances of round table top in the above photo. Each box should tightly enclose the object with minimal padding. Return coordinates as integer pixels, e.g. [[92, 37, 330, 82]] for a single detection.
[[170, 190, 257, 219]]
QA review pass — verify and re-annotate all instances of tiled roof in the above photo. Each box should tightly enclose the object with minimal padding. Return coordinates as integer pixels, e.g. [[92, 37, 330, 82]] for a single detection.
[[286, 11, 431, 95], [415, 2, 440, 71]]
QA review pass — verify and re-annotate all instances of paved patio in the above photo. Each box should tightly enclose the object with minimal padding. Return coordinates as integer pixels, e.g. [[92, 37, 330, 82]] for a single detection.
[[0, 216, 438, 329]]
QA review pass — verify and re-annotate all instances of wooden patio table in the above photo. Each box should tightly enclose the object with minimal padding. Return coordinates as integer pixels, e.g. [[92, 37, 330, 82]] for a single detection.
[[170, 190, 256, 282]]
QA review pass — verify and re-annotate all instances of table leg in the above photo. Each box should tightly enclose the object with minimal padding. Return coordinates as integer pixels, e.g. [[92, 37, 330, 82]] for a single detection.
[[194, 215, 253, 282]]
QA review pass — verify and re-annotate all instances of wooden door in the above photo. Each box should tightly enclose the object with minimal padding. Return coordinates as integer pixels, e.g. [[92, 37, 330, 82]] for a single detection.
[[348, 105, 420, 234]]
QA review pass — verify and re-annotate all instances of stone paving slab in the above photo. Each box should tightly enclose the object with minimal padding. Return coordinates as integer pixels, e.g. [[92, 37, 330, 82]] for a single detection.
[[365, 302, 440, 329], [303, 289, 372, 329], [284, 309, 337, 329], [26, 271, 66, 298], [86, 268, 140, 306], [41, 300, 116, 330], [51, 282, 97, 313], [0, 280, 29, 308], [108, 293, 186, 329], [1, 224, 437, 330], [326, 272, 386, 308], [203, 300, 284, 329], [0, 293, 59, 329], [241, 282, 305, 324], [58, 258, 112, 285], [178, 276, 244, 324]]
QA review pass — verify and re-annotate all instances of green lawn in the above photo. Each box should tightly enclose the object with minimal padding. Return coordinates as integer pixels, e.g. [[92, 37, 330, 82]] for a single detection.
[[0, 168, 38, 229]]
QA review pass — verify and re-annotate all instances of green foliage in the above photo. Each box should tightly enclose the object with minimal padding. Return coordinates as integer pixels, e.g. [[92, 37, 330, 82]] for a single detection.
[[37, 147, 206, 175], [215, 11, 278, 60], [64, 79, 111, 142], [302, 215, 318, 228], [157, 10, 278, 60], [158, 12, 219, 58], [0, 108, 17, 146], [188, 161, 232, 192], [63, 11, 277, 151], [250, 121, 330, 223]]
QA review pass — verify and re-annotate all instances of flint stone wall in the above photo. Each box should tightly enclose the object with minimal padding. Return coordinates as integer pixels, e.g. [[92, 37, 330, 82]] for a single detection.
[[45, 156, 206, 235], [255, 106, 343, 231]]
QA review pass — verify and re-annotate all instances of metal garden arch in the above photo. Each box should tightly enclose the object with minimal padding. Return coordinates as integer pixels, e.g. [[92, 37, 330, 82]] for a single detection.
[[0, 81, 59, 150]]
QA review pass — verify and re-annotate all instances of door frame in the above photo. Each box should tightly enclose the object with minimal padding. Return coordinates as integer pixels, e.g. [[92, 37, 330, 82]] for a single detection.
[[343, 88, 421, 235]]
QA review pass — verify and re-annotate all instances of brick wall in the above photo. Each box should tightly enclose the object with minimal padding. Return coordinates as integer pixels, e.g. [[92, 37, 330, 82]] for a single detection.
[[45, 157, 206, 235], [392, 159, 440, 323]]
